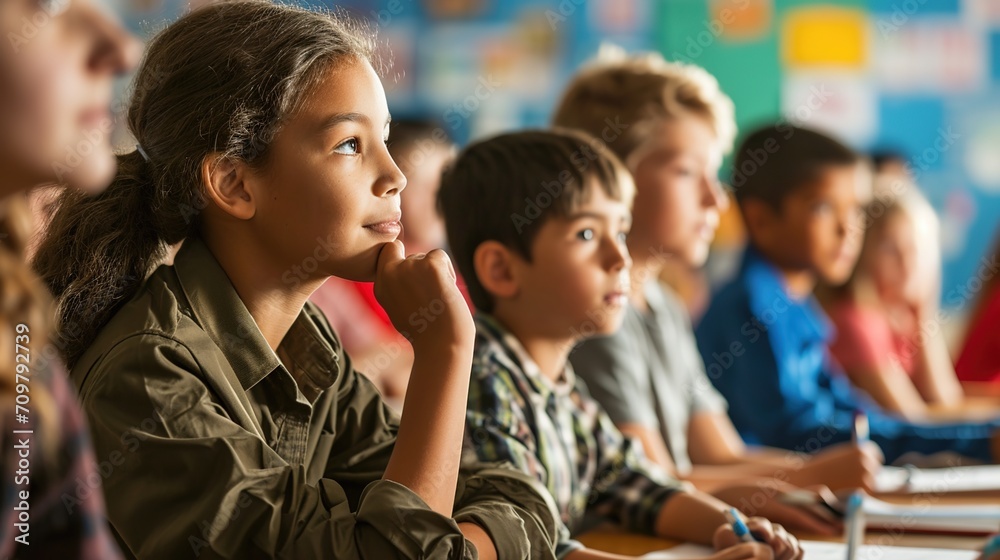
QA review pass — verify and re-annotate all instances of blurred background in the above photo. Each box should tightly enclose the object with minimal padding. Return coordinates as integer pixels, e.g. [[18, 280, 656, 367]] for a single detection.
[[105, 0, 1000, 327]]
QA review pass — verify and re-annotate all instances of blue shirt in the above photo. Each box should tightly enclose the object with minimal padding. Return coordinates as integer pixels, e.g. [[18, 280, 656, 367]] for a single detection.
[[696, 245, 999, 463]]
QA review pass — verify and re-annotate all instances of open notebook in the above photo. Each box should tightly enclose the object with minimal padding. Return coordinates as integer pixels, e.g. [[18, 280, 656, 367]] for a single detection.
[[782, 491, 1000, 535], [876, 465, 1000, 494], [860, 496, 1000, 535], [641, 541, 979, 559]]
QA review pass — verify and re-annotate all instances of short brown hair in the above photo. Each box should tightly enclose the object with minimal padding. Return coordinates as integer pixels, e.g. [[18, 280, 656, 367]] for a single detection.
[[732, 123, 859, 210], [438, 129, 632, 312], [552, 46, 736, 166]]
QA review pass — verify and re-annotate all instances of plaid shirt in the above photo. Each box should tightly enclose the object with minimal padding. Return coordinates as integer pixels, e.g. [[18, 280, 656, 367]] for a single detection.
[[463, 314, 685, 558]]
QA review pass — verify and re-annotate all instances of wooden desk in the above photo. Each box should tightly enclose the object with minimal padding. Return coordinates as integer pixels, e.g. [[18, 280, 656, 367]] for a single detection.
[[579, 493, 996, 556]]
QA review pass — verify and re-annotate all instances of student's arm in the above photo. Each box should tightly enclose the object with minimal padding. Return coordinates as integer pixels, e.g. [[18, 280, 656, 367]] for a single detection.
[[81, 335, 477, 560], [687, 412, 748, 466], [617, 423, 680, 474], [375, 243, 474, 516], [910, 315, 964, 408], [847, 363, 929, 420], [828, 304, 929, 418]]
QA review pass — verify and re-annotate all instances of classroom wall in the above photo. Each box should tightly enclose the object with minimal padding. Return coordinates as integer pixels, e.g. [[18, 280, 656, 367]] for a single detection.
[[109, 0, 1000, 315]]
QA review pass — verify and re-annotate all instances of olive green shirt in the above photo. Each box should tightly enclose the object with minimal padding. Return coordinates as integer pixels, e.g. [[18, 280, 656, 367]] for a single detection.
[[69, 238, 560, 560]]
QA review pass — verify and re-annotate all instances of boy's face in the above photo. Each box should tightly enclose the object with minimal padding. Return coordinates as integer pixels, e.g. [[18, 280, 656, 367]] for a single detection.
[[513, 185, 632, 339], [760, 164, 864, 285], [629, 115, 727, 267]]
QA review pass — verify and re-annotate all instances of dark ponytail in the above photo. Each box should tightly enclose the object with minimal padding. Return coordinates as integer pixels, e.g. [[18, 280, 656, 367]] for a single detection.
[[32, 1, 376, 368]]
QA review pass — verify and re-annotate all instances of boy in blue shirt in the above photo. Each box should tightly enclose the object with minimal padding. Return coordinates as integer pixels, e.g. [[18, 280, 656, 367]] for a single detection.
[[696, 124, 1000, 465], [441, 129, 803, 560]]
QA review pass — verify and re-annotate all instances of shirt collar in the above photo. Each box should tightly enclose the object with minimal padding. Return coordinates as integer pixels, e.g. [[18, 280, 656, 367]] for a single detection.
[[474, 313, 575, 398], [739, 245, 833, 344], [172, 238, 340, 393]]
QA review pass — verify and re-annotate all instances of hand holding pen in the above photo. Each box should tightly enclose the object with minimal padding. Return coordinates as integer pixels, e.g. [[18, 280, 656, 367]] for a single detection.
[[713, 508, 804, 560]]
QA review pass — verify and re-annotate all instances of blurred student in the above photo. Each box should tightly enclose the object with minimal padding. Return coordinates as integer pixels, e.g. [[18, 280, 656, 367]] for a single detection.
[[956, 227, 1000, 395], [442, 129, 804, 560], [555, 50, 881, 497], [696, 124, 1000, 466], [0, 0, 139, 557], [311, 119, 456, 404], [822, 189, 970, 419], [33, 3, 561, 558]]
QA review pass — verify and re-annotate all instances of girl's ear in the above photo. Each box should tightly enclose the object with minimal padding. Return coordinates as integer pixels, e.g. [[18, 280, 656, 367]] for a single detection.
[[201, 154, 256, 220], [473, 240, 520, 301]]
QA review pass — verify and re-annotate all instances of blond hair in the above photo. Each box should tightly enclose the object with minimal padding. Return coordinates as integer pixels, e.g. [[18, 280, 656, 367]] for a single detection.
[[552, 44, 736, 168]]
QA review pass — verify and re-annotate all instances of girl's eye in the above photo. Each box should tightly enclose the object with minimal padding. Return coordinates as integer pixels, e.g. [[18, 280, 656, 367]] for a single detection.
[[617, 231, 629, 244], [39, 0, 69, 16], [334, 138, 359, 155], [577, 228, 595, 241]]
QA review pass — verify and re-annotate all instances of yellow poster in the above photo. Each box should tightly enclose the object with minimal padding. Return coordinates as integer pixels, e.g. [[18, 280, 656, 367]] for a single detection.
[[782, 6, 868, 68]]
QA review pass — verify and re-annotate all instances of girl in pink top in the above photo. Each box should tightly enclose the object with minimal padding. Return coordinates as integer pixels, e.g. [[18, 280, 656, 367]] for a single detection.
[[822, 188, 965, 420]]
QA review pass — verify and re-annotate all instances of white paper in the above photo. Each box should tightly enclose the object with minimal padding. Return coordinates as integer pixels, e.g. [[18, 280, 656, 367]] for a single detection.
[[642, 541, 979, 559], [876, 465, 1000, 494], [861, 496, 1000, 534]]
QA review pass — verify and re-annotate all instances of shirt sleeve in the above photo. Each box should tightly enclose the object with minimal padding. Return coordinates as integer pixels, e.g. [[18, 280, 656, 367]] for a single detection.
[[328, 350, 561, 560], [668, 300, 728, 416], [587, 409, 685, 536], [570, 328, 658, 428], [463, 373, 581, 559], [80, 334, 478, 560]]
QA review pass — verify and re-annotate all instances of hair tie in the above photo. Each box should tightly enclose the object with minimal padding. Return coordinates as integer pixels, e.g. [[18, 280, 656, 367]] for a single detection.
[[135, 144, 151, 163]]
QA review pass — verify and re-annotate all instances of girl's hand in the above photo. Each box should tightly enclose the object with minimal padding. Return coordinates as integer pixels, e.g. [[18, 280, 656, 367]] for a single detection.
[[374, 241, 474, 352], [713, 518, 803, 560]]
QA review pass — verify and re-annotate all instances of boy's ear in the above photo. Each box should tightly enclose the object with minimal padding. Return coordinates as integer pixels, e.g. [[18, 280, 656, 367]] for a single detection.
[[473, 241, 520, 301], [740, 198, 777, 244], [201, 154, 256, 220]]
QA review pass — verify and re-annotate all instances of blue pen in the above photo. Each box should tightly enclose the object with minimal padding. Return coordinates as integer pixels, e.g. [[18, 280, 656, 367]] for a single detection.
[[724, 508, 764, 544], [984, 534, 1000, 557], [852, 409, 869, 444], [844, 491, 866, 560]]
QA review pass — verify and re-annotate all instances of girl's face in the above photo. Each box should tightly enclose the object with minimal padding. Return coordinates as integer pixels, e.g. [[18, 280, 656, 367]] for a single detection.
[[249, 59, 406, 283], [628, 114, 727, 267], [0, 0, 139, 196], [866, 212, 922, 304]]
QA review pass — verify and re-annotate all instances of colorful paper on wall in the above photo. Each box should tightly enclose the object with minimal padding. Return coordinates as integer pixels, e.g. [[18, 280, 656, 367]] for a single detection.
[[708, 0, 773, 41], [782, 71, 876, 146], [874, 21, 985, 93], [781, 6, 868, 68]]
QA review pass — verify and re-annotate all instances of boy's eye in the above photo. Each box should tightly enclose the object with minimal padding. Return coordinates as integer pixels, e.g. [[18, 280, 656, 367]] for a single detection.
[[577, 228, 595, 241], [617, 231, 629, 244], [334, 138, 359, 155], [811, 201, 832, 215]]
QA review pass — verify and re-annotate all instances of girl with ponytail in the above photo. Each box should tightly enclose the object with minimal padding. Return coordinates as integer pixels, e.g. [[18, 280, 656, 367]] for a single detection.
[[35, 2, 559, 559], [0, 0, 139, 557]]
